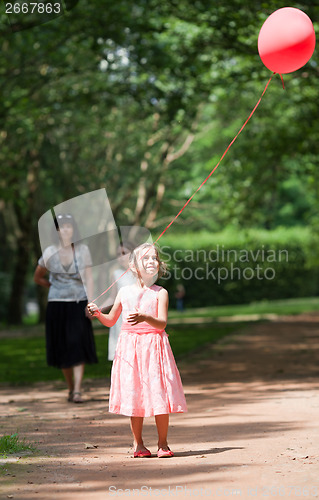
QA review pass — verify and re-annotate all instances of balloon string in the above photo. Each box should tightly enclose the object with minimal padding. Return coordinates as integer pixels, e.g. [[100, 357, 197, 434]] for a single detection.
[[154, 72, 275, 242], [278, 73, 285, 90], [92, 266, 132, 304], [92, 73, 275, 304]]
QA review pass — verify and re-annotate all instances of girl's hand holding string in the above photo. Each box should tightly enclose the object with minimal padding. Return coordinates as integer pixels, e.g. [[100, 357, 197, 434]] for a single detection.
[[87, 302, 101, 318], [87, 294, 122, 328], [85, 306, 93, 319]]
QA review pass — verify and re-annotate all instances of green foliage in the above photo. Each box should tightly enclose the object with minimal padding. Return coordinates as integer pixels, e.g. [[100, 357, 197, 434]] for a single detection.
[[1, 0, 319, 323], [159, 228, 318, 307]]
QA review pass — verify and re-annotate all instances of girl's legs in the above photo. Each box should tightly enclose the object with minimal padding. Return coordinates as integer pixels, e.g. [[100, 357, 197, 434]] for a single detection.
[[130, 417, 149, 452], [155, 414, 169, 450]]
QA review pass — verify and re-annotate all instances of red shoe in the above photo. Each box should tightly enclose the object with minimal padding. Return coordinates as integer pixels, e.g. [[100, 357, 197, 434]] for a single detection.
[[133, 448, 152, 458], [157, 447, 174, 458]]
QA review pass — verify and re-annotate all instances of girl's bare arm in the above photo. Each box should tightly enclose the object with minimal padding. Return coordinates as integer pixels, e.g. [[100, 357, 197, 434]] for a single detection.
[[88, 292, 122, 328]]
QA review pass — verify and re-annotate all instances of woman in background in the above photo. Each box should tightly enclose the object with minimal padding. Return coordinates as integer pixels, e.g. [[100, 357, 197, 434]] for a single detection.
[[34, 214, 98, 403]]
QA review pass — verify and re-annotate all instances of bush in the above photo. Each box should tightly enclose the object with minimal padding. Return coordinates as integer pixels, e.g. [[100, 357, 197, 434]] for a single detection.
[[158, 227, 319, 308]]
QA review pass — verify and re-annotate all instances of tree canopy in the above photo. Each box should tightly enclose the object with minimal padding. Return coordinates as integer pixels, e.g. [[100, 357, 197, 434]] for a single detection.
[[0, 0, 318, 323]]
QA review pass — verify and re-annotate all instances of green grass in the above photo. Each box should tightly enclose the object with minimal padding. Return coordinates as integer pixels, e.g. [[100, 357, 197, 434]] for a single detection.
[[168, 296, 319, 319], [169, 323, 240, 358], [2, 295, 319, 385], [0, 433, 36, 458], [0, 323, 239, 385], [22, 313, 39, 326], [18, 296, 319, 328], [0, 333, 109, 385]]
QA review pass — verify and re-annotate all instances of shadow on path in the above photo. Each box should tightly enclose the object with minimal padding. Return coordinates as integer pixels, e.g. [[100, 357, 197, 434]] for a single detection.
[[1, 318, 319, 499]]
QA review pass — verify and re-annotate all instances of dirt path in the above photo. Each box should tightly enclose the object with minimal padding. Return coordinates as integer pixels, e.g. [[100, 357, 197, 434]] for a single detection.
[[1, 317, 319, 500]]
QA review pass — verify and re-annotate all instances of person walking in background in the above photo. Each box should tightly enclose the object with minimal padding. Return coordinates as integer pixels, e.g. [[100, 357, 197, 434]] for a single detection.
[[105, 243, 135, 361], [88, 243, 187, 458], [34, 214, 98, 403], [175, 283, 186, 312]]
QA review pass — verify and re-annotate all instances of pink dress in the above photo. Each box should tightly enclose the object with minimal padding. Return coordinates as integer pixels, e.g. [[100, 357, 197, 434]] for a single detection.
[[109, 284, 188, 417]]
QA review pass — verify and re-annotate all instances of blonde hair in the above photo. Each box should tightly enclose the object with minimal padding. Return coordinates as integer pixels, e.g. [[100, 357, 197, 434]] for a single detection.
[[129, 243, 167, 284]]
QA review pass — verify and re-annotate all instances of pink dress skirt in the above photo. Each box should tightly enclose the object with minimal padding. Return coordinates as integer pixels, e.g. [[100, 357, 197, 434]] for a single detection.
[[108, 284, 187, 417]]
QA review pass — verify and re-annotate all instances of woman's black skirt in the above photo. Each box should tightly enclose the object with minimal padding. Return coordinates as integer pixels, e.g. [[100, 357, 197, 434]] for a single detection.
[[45, 301, 98, 369]]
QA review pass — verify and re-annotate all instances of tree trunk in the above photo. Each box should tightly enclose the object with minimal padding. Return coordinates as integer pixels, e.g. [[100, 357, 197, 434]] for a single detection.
[[35, 285, 48, 323], [7, 226, 31, 324], [32, 224, 48, 323], [7, 150, 39, 324]]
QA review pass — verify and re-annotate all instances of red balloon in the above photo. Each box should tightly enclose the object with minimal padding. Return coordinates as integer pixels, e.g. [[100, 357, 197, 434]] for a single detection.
[[258, 7, 316, 74]]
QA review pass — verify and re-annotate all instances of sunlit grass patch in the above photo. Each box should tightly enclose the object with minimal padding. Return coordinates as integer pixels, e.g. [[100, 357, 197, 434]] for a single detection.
[[0, 433, 37, 458]]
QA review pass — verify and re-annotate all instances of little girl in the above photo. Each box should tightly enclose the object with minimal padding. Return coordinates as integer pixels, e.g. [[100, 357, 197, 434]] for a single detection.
[[88, 243, 187, 458]]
